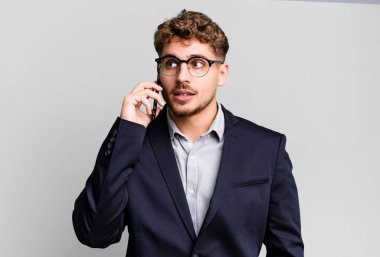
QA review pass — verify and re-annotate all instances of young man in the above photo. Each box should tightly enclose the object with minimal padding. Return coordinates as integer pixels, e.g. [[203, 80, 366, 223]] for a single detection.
[[73, 10, 304, 257]]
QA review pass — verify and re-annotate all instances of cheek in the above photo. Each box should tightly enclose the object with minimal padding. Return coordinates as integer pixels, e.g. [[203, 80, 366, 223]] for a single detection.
[[204, 70, 222, 86], [160, 77, 176, 93], [200, 77, 219, 94], [160, 76, 170, 88]]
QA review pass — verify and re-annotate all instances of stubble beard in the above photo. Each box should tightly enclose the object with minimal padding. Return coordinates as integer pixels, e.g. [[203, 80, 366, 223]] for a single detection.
[[162, 87, 217, 118]]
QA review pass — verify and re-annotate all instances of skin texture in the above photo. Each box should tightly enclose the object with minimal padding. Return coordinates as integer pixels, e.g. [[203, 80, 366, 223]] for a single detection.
[[120, 36, 229, 142]]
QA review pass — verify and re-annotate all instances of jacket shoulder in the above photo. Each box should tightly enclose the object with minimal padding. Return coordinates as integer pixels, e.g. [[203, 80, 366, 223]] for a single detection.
[[222, 104, 283, 141], [222, 105, 285, 161], [235, 116, 283, 140]]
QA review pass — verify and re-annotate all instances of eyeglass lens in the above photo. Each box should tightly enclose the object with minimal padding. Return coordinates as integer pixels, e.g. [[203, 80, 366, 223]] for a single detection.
[[159, 57, 210, 77]]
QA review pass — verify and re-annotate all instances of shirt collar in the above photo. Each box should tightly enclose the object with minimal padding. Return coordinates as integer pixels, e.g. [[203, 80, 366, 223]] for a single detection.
[[166, 102, 225, 142]]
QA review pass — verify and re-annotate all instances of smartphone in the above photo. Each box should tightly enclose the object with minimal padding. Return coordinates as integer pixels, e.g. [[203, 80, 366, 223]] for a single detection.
[[151, 74, 160, 120]]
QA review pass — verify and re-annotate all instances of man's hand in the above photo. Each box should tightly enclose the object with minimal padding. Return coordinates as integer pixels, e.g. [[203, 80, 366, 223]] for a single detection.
[[120, 82, 165, 127]]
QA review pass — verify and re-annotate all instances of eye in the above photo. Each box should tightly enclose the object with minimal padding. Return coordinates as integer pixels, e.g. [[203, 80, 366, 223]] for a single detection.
[[189, 58, 206, 69], [163, 58, 179, 69]]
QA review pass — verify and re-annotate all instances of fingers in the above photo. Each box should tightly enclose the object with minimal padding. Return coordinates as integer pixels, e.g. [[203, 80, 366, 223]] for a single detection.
[[143, 90, 165, 107], [134, 95, 152, 115], [132, 82, 165, 106], [155, 105, 162, 118], [132, 82, 163, 94], [120, 81, 165, 125]]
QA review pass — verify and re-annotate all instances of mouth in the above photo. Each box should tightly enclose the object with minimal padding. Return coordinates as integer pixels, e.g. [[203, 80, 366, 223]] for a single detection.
[[172, 90, 196, 103]]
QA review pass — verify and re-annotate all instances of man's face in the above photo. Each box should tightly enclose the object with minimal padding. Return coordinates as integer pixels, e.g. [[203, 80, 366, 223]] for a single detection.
[[159, 36, 228, 118]]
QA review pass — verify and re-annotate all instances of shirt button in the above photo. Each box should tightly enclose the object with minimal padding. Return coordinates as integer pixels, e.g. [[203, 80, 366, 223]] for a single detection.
[[188, 189, 195, 195]]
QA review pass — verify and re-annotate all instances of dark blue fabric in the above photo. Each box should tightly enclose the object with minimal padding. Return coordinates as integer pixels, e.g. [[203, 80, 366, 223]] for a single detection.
[[72, 105, 304, 257]]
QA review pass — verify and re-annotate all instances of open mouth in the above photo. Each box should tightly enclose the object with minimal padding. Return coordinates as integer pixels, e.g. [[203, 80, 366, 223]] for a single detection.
[[173, 92, 195, 96], [174, 93, 194, 96], [172, 91, 196, 102]]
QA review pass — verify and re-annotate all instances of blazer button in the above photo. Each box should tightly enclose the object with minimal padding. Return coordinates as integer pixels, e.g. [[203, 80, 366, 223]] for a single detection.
[[192, 253, 200, 257], [107, 143, 113, 149], [112, 129, 117, 137], [104, 150, 111, 156], [110, 137, 116, 143]]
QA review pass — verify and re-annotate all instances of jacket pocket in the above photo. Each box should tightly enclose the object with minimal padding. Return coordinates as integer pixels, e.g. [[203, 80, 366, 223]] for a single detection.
[[232, 177, 269, 187]]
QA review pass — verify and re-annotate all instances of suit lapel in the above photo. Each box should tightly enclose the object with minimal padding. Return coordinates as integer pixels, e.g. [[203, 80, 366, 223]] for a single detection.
[[147, 106, 197, 241], [198, 105, 239, 236]]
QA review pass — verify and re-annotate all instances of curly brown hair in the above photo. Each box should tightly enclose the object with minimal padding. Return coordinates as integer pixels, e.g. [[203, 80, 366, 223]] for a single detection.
[[154, 9, 229, 59]]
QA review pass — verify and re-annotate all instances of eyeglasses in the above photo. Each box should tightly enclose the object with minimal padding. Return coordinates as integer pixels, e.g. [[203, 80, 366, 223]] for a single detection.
[[155, 55, 224, 77]]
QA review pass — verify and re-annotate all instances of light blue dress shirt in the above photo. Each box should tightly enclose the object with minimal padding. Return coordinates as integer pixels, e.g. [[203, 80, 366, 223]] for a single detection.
[[166, 103, 225, 235]]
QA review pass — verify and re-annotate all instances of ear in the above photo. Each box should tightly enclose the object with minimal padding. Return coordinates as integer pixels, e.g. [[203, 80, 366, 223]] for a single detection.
[[217, 63, 229, 86]]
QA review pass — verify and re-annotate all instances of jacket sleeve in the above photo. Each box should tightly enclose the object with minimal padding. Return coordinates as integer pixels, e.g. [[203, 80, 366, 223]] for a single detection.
[[264, 134, 304, 257], [72, 117, 146, 248]]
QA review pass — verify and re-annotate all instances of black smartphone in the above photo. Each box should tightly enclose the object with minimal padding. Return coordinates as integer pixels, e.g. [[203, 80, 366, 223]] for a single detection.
[[151, 74, 160, 120]]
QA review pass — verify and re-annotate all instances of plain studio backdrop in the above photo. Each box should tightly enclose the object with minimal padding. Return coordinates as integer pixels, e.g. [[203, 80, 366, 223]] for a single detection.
[[1, 0, 379, 256]]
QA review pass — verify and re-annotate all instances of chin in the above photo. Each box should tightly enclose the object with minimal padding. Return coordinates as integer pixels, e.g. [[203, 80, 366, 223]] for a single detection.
[[164, 91, 217, 118], [169, 103, 199, 117]]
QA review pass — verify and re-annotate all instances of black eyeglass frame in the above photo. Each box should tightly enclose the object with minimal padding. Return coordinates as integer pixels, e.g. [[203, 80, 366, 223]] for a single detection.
[[155, 55, 224, 77]]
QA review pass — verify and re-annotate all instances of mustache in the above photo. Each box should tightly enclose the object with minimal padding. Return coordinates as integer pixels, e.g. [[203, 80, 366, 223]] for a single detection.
[[170, 83, 198, 94]]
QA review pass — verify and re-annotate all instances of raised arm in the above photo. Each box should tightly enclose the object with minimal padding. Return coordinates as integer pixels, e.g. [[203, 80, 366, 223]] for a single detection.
[[72, 118, 146, 248], [72, 82, 164, 248]]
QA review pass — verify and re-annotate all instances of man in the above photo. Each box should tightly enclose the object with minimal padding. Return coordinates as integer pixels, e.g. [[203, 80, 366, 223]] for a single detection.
[[72, 10, 304, 257]]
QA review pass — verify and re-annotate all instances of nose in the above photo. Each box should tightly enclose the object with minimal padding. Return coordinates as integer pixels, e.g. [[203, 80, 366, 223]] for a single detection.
[[176, 62, 191, 83]]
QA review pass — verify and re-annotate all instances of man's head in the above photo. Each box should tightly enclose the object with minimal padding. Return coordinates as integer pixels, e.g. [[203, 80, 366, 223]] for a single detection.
[[154, 10, 229, 119]]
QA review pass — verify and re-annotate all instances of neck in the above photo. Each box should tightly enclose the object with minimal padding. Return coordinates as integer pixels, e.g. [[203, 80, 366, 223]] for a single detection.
[[170, 101, 219, 142]]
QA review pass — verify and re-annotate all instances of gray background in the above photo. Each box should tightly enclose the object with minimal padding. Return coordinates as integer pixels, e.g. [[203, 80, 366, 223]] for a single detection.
[[1, 0, 379, 256]]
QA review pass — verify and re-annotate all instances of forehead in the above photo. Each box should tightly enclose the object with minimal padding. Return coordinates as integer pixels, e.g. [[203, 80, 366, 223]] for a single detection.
[[161, 37, 216, 58]]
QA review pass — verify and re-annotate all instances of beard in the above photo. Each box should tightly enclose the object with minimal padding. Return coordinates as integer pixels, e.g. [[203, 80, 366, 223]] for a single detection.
[[162, 84, 217, 118]]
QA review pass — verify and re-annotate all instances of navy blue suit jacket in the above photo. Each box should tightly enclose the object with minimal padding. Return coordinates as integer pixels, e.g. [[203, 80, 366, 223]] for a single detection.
[[72, 105, 304, 257]]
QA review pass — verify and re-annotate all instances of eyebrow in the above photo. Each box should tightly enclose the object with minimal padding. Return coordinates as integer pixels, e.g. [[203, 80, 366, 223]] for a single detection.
[[160, 54, 210, 59]]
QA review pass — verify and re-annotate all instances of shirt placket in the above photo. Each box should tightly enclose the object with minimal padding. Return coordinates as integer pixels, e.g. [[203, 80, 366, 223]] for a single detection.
[[186, 141, 199, 234]]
